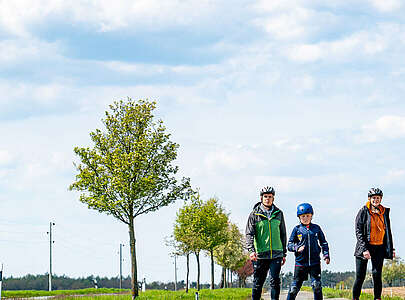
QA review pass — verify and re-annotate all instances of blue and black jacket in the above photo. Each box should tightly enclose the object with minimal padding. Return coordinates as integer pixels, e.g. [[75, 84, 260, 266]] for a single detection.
[[287, 223, 329, 267]]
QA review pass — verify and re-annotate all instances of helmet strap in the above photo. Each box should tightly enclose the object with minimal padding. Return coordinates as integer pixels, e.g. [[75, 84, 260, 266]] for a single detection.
[[262, 203, 273, 209]]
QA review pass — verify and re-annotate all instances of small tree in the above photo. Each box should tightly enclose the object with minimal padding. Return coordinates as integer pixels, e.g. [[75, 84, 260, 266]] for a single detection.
[[174, 196, 205, 291], [214, 223, 246, 288], [69, 99, 191, 299], [200, 198, 229, 290], [382, 257, 405, 287], [235, 259, 253, 288], [165, 235, 192, 293]]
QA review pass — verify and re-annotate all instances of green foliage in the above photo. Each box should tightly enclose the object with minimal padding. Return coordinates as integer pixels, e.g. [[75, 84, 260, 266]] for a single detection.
[[69, 98, 192, 298], [173, 196, 229, 255], [69, 98, 191, 223], [214, 223, 247, 272], [382, 257, 405, 287], [173, 195, 205, 255], [200, 198, 229, 253], [174, 196, 229, 289]]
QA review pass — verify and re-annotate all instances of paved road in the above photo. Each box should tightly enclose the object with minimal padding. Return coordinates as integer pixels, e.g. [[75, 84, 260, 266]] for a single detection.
[[262, 290, 347, 300]]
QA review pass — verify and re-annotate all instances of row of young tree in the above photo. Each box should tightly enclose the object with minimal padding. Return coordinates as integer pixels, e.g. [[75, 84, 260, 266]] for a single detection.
[[172, 196, 253, 292]]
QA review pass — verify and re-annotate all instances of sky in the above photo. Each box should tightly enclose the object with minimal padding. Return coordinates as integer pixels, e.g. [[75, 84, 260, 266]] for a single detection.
[[0, 0, 404, 286]]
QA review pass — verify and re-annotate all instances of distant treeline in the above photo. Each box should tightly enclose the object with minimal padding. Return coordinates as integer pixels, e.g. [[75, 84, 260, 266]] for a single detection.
[[2, 274, 131, 290], [3, 270, 404, 291], [273, 270, 404, 289], [2, 274, 213, 291]]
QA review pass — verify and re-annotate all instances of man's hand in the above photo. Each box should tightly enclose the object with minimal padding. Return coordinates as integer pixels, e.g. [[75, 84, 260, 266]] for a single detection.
[[393, 250, 396, 258], [297, 245, 305, 253], [281, 257, 286, 266], [363, 250, 371, 260], [250, 252, 258, 261], [324, 257, 330, 265]]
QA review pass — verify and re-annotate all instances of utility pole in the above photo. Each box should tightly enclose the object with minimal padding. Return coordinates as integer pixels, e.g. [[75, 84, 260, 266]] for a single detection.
[[0, 263, 3, 300], [119, 243, 124, 289], [47, 222, 55, 291], [174, 254, 177, 291]]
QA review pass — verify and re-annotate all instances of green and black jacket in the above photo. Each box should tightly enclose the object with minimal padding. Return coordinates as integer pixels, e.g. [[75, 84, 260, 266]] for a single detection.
[[245, 202, 287, 259]]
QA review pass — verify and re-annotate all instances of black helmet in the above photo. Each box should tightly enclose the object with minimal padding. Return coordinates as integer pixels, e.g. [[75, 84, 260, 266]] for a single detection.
[[260, 186, 275, 196], [368, 188, 383, 198]]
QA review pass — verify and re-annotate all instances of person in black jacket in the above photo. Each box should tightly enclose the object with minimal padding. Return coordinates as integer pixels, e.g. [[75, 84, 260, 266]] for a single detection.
[[286, 203, 330, 300], [352, 188, 395, 300], [245, 186, 287, 300]]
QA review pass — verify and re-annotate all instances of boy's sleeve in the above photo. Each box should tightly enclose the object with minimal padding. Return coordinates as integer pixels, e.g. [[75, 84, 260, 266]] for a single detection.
[[280, 211, 287, 257], [245, 212, 256, 253], [318, 226, 330, 258], [287, 227, 298, 252]]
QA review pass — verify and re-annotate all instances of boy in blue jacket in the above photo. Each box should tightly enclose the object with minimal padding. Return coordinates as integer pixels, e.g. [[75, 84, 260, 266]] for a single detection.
[[286, 203, 330, 300]]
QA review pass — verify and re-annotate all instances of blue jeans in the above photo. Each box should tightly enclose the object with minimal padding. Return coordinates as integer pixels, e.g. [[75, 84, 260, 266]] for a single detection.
[[252, 258, 282, 300]]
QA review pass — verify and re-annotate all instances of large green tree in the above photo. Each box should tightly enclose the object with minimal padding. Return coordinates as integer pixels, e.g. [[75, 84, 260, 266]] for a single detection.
[[69, 99, 191, 299]]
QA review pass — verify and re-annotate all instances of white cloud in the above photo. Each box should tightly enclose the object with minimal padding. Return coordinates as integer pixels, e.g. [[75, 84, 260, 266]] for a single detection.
[[0, 150, 14, 165], [204, 146, 266, 172], [255, 7, 314, 40], [286, 24, 398, 62], [0, 38, 61, 65], [254, 173, 363, 194], [0, 0, 243, 36], [361, 115, 405, 141], [369, 0, 402, 12], [383, 169, 405, 184]]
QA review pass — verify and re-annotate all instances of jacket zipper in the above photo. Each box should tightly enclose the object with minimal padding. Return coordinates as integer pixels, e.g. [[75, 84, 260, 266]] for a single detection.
[[307, 226, 311, 266], [268, 217, 273, 259], [255, 212, 275, 258]]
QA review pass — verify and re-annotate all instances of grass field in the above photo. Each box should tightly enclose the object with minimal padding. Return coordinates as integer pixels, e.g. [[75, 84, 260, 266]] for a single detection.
[[301, 286, 404, 300], [1, 288, 126, 298], [1, 288, 252, 299], [362, 287, 405, 298]]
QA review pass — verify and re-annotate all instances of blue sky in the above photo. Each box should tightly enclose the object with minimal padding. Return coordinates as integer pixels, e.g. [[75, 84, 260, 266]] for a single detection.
[[0, 0, 404, 284]]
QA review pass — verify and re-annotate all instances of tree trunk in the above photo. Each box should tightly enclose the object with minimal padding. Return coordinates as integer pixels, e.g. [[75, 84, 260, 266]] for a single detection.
[[186, 253, 189, 293], [210, 249, 214, 289], [230, 271, 232, 288], [219, 267, 225, 288], [129, 219, 138, 299], [195, 252, 200, 291]]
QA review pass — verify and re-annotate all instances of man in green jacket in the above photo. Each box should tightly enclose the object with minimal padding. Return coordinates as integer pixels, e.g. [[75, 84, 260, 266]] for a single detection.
[[246, 186, 287, 300]]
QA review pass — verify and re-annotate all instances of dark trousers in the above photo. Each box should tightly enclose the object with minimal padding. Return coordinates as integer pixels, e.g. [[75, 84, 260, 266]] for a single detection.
[[286, 264, 323, 300], [352, 245, 385, 300], [252, 258, 282, 300]]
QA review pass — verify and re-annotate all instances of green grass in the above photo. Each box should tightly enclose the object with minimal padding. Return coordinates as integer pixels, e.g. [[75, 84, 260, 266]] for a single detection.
[[1, 288, 127, 298], [1, 288, 251, 299], [301, 286, 403, 300], [60, 288, 252, 299]]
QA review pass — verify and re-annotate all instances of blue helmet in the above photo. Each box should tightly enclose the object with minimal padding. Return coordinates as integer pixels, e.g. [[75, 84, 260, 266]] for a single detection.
[[297, 203, 314, 216]]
